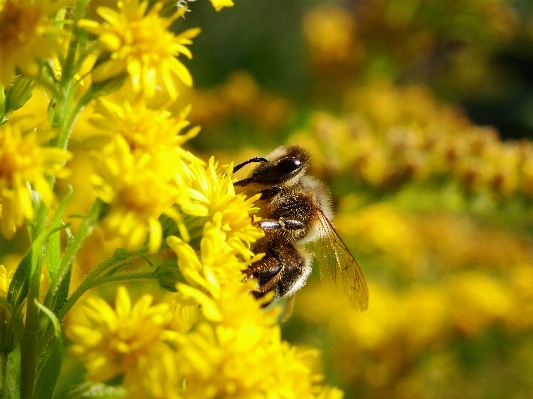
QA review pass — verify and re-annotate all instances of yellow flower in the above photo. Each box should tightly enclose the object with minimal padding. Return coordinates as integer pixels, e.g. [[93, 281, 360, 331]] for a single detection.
[[79, 0, 200, 98], [182, 158, 264, 249], [0, 0, 65, 86], [168, 219, 260, 304], [303, 6, 359, 63], [317, 387, 345, 399], [67, 286, 181, 397], [0, 117, 71, 239], [176, 283, 328, 399], [449, 272, 513, 336], [90, 135, 187, 253], [209, 0, 234, 12], [0, 265, 11, 297], [89, 99, 200, 158]]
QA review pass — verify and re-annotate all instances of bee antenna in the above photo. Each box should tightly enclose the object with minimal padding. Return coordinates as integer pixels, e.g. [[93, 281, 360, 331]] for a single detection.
[[233, 157, 268, 173]]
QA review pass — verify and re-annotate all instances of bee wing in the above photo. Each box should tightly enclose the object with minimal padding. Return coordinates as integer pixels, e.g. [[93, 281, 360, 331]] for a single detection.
[[314, 209, 369, 311]]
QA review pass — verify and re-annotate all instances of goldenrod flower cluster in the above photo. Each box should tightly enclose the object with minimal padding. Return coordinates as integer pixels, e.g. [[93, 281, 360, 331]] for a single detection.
[[290, 80, 533, 203], [0, 1, 342, 398], [187, 71, 293, 133]]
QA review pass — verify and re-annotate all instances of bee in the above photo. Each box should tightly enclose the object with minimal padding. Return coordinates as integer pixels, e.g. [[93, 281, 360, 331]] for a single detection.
[[233, 146, 369, 311]]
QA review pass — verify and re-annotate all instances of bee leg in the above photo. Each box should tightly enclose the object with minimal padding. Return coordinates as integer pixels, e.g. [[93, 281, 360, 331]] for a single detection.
[[247, 242, 308, 307], [234, 177, 254, 187], [256, 219, 305, 231], [233, 157, 268, 173], [281, 295, 296, 322]]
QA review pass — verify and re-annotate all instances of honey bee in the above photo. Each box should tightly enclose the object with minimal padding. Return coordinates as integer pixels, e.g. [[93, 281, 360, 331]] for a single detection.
[[233, 146, 369, 311]]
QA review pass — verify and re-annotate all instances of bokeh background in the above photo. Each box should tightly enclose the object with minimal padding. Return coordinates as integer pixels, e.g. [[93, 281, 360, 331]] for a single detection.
[[178, 0, 533, 398]]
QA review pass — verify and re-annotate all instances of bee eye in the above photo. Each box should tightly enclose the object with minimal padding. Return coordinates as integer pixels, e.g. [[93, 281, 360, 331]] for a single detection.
[[274, 157, 301, 175]]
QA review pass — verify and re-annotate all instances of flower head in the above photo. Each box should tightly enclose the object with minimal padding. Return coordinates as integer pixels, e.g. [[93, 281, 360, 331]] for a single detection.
[[67, 286, 182, 398], [168, 219, 260, 304], [176, 283, 327, 399], [90, 99, 200, 157], [79, 0, 200, 98], [0, 0, 65, 86], [0, 117, 70, 238], [90, 135, 189, 253], [182, 158, 264, 249]]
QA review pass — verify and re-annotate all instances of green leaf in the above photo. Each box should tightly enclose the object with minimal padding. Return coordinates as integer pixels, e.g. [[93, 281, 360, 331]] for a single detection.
[[155, 259, 185, 292], [62, 383, 126, 399], [7, 221, 64, 310], [4, 344, 21, 399], [0, 296, 24, 344], [45, 227, 61, 280], [46, 187, 74, 280], [34, 301, 63, 399], [7, 249, 32, 310], [52, 269, 71, 314]]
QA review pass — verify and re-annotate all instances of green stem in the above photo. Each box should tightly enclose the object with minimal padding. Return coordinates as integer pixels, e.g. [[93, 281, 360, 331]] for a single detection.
[[52, 0, 93, 151], [43, 199, 102, 314], [62, 0, 89, 87], [20, 198, 49, 399]]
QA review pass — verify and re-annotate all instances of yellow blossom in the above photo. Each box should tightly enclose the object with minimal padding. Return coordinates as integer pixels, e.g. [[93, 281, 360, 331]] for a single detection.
[[176, 283, 327, 399], [449, 272, 513, 336], [89, 98, 200, 158], [168, 219, 259, 300], [79, 0, 200, 98], [0, 117, 71, 239], [0, 265, 11, 297], [210, 0, 234, 12], [317, 387, 344, 399], [67, 286, 181, 397], [90, 135, 187, 253], [182, 158, 264, 249], [0, 0, 66, 86]]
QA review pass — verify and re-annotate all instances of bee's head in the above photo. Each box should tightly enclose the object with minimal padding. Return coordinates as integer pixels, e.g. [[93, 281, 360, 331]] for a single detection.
[[234, 146, 310, 188]]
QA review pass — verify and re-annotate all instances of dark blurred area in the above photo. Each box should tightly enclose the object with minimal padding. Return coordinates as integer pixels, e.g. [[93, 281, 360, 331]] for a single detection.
[[178, 0, 533, 144]]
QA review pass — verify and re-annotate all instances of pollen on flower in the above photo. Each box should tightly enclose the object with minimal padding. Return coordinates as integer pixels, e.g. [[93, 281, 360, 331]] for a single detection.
[[66, 286, 181, 397], [89, 98, 201, 162], [79, 0, 200, 98], [181, 158, 264, 250], [90, 135, 187, 253], [0, 117, 71, 239], [0, 0, 65, 86], [175, 283, 328, 399], [168, 220, 257, 299]]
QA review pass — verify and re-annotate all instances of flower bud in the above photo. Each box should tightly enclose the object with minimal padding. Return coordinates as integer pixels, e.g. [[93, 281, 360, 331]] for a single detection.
[[4, 76, 35, 113]]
